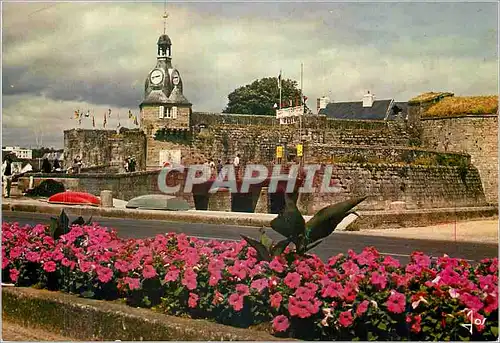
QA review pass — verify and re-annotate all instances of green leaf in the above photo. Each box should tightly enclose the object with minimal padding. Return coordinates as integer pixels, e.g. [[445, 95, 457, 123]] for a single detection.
[[491, 326, 498, 337], [81, 290, 95, 298], [270, 238, 290, 256], [85, 216, 93, 225], [241, 235, 271, 262], [71, 216, 85, 225], [270, 195, 305, 240], [377, 322, 387, 330], [259, 232, 274, 250], [305, 196, 367, 243]]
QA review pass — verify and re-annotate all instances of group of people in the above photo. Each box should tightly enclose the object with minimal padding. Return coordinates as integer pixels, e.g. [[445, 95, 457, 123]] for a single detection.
[[202, 154, 241, 178]]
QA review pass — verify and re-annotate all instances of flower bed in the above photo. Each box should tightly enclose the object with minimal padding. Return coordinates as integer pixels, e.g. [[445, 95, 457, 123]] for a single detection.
[[2, 222, 498, 341]]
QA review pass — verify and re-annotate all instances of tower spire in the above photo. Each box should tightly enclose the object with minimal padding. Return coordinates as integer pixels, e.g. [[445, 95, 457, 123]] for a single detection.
[[162, 0, 168, 34]]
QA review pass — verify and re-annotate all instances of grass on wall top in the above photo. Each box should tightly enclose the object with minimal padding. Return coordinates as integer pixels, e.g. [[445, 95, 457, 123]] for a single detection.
[[424, 95, 498, 117]]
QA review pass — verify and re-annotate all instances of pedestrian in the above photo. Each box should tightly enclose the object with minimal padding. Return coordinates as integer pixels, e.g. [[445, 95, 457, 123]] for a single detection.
[[73, 156, 82, 174], [129, 157, 136, 172], [53, 159, 61, 172], [124, 157, 130, 173], [233, 153, 241, 178], [2, 155, 13, 198], [42, 158, 52, 173], [217, 159, 223, 174], [208, 157, 216, 177]]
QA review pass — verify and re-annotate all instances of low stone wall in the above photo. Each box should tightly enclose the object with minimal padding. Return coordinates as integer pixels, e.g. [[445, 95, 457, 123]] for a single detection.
[[292, 163, 486, 212], [19, 171, 167, 202], [2, 287, 283, 341]]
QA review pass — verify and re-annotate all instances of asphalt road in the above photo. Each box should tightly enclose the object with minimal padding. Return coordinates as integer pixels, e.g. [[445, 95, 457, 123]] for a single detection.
[[2, 211, 497, 265]]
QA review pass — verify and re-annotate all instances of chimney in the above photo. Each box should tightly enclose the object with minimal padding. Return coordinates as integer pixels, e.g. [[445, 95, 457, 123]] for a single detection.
[[362, 91, 374, 108], [317, 96, 331, 113]]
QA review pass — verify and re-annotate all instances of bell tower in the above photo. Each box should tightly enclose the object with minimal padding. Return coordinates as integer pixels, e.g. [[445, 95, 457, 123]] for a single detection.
[[140, 5, 192, 170]]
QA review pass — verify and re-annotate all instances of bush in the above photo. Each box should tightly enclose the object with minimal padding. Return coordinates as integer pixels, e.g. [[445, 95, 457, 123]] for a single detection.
[[2, 221, 498, 341]]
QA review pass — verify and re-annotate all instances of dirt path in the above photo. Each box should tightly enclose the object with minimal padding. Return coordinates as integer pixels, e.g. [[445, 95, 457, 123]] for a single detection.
[[348, 218, 499, 244], [2, 320, 78, 341]]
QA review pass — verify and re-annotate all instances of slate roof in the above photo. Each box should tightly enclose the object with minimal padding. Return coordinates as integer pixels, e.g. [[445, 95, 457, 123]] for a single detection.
[[168, 86, 191, 105], [319, 99, 393, 120]]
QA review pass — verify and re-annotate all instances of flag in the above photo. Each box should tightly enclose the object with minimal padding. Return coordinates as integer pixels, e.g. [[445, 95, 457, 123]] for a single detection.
[[92, 115, 95, 128], [78, 117, 82, 125], [85, 110, 90, 117], [133, 115, 138, 125], [277, 71, 282, 89], [108, 109, 112, 118], [128, 110, 133, 119], [74, 110, 79, 119]]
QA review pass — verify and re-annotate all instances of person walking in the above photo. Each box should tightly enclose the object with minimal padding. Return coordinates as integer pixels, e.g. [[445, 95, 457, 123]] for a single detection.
[[41, 158, 52, 173], [233, 153, 241, 179], [2, 155, 13, 198]]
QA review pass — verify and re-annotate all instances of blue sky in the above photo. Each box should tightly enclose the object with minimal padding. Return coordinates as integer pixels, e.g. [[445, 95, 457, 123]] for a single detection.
[[2, 1, 498, 148]]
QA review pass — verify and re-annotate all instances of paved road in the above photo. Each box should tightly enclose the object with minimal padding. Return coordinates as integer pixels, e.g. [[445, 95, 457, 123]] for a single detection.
[[3, 211, 497, 265]]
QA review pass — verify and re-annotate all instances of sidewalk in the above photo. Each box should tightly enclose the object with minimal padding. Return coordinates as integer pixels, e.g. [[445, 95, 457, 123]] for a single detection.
[[349, 218, 499, 244]]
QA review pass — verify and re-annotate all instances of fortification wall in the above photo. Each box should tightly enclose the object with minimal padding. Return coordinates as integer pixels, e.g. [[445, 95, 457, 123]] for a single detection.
[[420, 115, 498, 204], [64, 129, 147, 171]]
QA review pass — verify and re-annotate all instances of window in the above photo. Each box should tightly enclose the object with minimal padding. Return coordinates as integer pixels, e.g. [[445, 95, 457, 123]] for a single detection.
[[158, 106, 165, 119], [166, 107, 171, 118], [172, 106, 178, 119]]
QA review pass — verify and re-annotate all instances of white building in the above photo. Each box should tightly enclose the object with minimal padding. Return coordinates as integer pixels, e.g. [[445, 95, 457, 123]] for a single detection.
[[2, 146, 33, 159]]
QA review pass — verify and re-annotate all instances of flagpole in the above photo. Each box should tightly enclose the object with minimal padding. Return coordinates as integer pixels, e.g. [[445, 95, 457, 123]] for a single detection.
[[279, 69, 282, 110]]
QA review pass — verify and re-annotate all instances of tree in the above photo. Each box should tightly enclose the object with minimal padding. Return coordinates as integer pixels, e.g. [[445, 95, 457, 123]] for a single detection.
[[223, 77, 309, 115]]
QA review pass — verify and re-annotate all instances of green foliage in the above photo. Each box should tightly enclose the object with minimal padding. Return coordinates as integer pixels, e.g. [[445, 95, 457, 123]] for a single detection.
[[223, 77, 309, 115], [49, 210, 93, 241], [243, 195, 367, 260]]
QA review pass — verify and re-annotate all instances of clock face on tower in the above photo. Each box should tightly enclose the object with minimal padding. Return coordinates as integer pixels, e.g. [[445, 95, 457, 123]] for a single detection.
[[172, 70, 180, 86], [150, 69, 164, 85]]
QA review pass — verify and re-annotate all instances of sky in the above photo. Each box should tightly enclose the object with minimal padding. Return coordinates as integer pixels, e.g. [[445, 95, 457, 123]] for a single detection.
[[2, 1, 498, 148]]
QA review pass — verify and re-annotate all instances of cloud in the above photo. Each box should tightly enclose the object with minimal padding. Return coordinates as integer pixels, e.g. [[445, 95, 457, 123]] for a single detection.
[[2, 2, 498, 147]]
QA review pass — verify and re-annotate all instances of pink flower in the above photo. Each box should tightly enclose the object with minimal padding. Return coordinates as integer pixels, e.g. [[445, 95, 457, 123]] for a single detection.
[[459, 293, 484, 312], [272, 315, 290, 332], [382, 256, 401, 268], [339, 310, 354, 327], [228, 293, 244, 311], [270, 292, 283, 309], [96, 266, 113, 283], [2, 256, 10, 269], [284, 272, 301, 289], [188, 293, 199, 308], [209, 271, 221, 286], [356, 300, 369, 316], [288, 296, 312, 318], [321, 281, 342, 298], [142, 265, 157, 279], [269, 258, 284, 273], [182, 270, 197, 290], [295, 286, 315, 301], [26, 251, 41, 263], [51, 250, 64, 261], [235, 284, 250, 297], [124, 277, 141, 290], [251, 278, 268, 292], [43, 261, 57, 273], [164, 268, 180, 282], [341, 260, 360, 275], [228, 262, 247, 280], [386, 291, 406, 314], [370, 272, 387, 290], [9, 268, 20, 282], [9, 247, 22, 259], [114, 260, 129, 273]]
